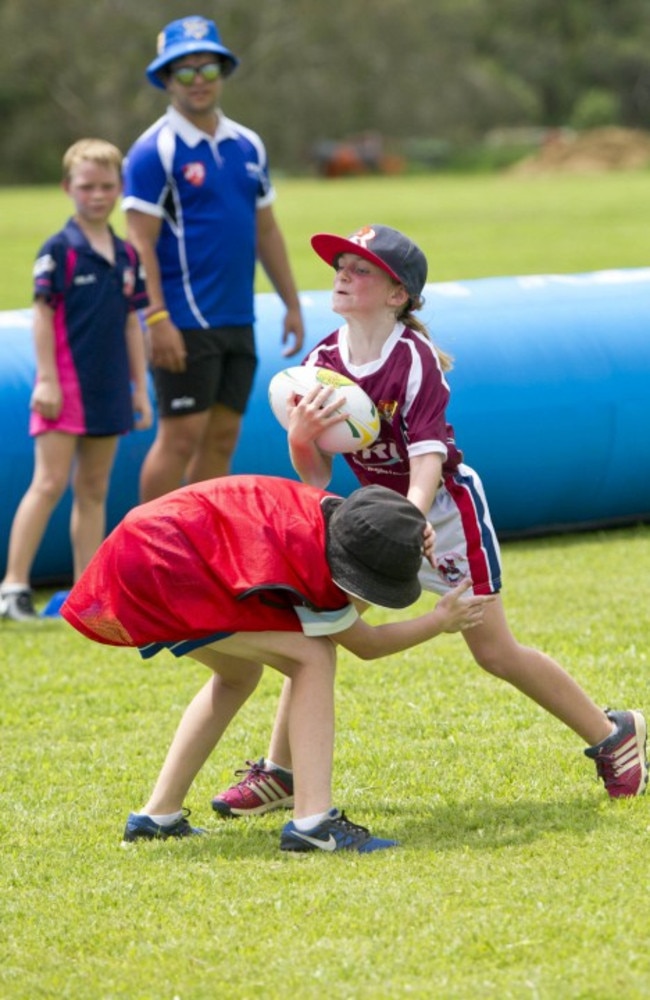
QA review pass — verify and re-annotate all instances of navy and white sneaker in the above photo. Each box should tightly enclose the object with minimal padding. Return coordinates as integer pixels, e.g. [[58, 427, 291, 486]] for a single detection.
[[281, 808, 398, 854], [584, 709, 648, 798], [0, 587, 39, 622], [121, 808, 206, 844]]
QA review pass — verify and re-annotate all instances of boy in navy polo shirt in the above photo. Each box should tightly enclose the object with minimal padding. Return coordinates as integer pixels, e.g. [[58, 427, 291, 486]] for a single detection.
[[123, 15, 305, 502], [0, 139, 152, 622]]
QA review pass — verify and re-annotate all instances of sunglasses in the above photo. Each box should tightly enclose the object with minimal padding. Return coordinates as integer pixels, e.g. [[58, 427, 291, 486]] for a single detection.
[[170, 62, 222, 85]]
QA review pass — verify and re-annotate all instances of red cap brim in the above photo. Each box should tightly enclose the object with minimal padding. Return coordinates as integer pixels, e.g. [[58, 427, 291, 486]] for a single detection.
[[311, 233, 402, 285]]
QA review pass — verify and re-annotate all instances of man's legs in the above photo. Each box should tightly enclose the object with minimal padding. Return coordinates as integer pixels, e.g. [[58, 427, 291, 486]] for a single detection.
[[139, 403, 242, 502]]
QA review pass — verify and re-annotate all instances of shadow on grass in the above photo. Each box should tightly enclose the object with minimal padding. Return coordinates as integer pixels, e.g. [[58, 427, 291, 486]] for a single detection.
[[121, 794, 629, 863], [387, 794, 627, 852]]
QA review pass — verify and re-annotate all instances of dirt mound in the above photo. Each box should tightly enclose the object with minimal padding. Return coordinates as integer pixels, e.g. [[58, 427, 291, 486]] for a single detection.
[[509, 127, 650, 175]]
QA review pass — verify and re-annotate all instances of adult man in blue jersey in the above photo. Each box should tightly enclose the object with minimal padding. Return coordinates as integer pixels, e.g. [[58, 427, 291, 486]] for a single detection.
[[123, 16, 305, 501]]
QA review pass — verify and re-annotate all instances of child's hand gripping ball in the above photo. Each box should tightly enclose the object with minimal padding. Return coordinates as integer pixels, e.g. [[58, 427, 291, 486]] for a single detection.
[[268, 366, 380, 454]]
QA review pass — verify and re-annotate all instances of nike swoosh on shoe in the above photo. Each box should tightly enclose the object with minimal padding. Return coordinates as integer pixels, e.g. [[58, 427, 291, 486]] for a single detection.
[[291, 832, 338, 851]]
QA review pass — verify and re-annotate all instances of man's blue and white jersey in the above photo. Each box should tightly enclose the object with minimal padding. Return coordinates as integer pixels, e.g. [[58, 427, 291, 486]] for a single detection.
[[123, 106, 275, 329]]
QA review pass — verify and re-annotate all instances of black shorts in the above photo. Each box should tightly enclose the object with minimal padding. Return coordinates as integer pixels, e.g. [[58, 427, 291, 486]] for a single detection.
[[152, 326, 258, 418]]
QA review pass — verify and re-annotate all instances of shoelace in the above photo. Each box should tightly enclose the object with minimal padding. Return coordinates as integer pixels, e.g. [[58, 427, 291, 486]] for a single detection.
[[173, 808, 197, 835], [233, 760, 267, 783], [334, 811, 370, 837]]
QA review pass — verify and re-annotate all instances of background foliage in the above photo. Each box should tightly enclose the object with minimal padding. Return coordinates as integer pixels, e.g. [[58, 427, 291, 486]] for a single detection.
[[2, 0, 650, 181]]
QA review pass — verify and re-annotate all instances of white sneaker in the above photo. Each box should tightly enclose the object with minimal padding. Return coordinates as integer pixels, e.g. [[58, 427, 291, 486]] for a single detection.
[[0, 588, 39, 622]]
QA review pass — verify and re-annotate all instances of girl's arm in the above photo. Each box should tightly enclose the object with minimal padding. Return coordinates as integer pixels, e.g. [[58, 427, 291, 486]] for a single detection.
[[30, 298, 62, 421], [124, 312, 153, 430], [287, 384, 347, 489], [335, 580, 495, 661], [407, 452, 443, 515]]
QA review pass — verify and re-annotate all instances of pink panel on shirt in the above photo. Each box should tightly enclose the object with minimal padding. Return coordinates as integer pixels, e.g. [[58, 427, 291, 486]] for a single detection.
[[29, 305, 86, 437]]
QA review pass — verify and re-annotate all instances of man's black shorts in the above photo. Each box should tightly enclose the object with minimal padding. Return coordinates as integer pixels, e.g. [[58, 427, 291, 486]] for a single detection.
[[152, 326, 258, 417]]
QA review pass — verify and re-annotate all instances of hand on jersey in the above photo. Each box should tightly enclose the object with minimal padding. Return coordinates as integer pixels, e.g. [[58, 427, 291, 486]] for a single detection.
[[434, 578, 496, 632], [31, 376, 63, 421]]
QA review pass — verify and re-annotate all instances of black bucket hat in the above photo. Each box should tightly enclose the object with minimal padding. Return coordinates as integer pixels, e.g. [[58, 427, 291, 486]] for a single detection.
[[322, 485, 425, 609]]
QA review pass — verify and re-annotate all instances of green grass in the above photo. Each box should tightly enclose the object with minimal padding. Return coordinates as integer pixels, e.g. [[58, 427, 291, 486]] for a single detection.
[[2, 172, 650, 997], [269, 171, 650, 288], [2, 525, 650, 999], [2, 170, 650, 309]]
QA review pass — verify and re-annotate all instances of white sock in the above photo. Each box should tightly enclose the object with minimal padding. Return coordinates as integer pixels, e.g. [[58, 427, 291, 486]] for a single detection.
[[0, 583, 30, 596], [143, 810, 183, 826], [292, 810, 331, 831], [266, 759, 292, 774]]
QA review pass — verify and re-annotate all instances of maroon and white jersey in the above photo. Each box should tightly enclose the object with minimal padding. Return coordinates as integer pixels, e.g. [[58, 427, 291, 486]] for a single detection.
[[305, 322, 462, 496]]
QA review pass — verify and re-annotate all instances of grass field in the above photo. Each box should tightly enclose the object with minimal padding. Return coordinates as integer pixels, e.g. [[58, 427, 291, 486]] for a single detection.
[[2, 172, 650, 998], [3, 527, 650, 999], [2, 170, 650, 309]]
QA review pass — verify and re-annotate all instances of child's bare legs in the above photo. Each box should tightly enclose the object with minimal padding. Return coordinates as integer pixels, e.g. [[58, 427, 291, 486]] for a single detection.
[[70, 435, 119, 580], [462, 595, 613, 745], [141, 631, 336, 820], [262, 593, 614, 780], [266, 677, 293, 770], [142, 652, 264, 815], [283, 640, 335, 817], [2, 432, 76, 586]]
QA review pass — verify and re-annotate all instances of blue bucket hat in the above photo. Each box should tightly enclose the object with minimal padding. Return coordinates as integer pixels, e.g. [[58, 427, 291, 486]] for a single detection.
[[146, 16, 239, 88]]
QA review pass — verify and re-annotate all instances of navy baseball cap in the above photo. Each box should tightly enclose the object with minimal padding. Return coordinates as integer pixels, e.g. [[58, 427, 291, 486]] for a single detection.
[[311, 225, 428, 301], [146, 16, 239, 88]]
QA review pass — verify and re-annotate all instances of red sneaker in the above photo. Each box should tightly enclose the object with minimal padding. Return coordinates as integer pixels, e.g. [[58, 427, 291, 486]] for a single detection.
[[212, 758, 294, 817], [584, 710, 648, 797]]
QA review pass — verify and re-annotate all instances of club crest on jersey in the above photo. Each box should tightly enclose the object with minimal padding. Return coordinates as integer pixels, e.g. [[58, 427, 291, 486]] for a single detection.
[[33, 254, 56, 278], [436, 555, 465, 586], [377, 399, 399, 422], [183, 162, 206, 186], [349, 226, 377, 250], [122, 267, 136, 298]]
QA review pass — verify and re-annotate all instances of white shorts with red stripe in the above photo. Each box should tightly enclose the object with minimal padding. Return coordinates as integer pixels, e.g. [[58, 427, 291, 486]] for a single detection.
[[419, 463, 502, 596]]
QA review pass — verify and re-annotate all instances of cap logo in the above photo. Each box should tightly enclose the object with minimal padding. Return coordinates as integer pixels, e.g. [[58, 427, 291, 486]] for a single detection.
[[156, 30, 166, 55], [349, 226, 377, 250], [182, 17, 211, 41]]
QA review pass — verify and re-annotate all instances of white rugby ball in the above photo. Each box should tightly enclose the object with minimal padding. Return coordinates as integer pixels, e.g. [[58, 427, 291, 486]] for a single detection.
[[268, 366, 380, 454]]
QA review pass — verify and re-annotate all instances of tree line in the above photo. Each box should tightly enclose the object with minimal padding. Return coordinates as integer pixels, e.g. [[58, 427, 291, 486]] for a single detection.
[[1, 0, 650, 183]]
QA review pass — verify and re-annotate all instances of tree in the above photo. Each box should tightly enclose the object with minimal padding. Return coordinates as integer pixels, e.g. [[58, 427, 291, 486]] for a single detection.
[[1, 0, 649, 182]]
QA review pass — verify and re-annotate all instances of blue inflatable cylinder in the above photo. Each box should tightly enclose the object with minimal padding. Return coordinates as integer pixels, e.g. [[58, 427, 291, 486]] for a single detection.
[[1, 267, 649, 583], [240, 268, 650, 537]]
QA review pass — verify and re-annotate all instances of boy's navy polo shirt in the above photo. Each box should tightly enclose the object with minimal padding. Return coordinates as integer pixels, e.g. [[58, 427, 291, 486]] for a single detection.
[[122, 107, 275, 331], [32, 218, 147, 436]]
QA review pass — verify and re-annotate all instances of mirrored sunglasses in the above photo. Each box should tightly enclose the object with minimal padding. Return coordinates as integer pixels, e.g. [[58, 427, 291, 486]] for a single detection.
[[170, 62, 222, 85]]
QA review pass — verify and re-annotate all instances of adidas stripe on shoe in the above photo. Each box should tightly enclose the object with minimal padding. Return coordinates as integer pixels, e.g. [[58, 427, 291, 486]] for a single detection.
[[212, 758, 294, 817], [584, 709, 648, 798]]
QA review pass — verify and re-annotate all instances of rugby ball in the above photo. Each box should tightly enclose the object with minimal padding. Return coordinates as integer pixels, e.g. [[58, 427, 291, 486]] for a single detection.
[[268, 366, 380, 453]]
